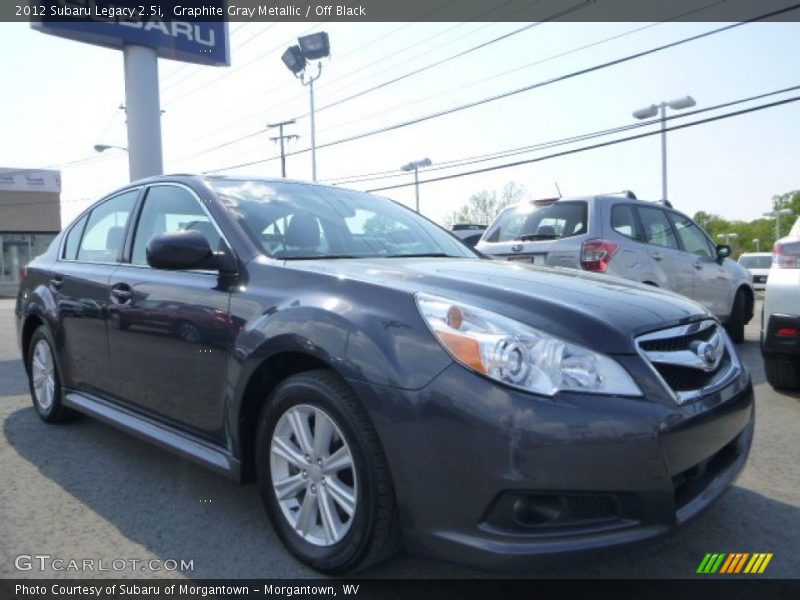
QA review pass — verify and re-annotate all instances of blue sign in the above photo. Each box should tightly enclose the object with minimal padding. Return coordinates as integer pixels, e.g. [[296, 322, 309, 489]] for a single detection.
[[31, 1, 230, 66]]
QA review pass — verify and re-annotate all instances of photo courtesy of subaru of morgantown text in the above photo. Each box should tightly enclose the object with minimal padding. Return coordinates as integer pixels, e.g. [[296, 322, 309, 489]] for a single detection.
[[2, 0, 800, 590]]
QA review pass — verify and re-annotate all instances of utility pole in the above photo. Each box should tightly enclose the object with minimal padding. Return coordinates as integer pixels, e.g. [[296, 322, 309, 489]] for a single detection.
[[267, 120, 298, 178]]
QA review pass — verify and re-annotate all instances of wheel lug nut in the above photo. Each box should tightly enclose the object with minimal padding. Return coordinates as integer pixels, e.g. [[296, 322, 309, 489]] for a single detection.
[[305, 454, 311, 462], [302, 470, 308, 479], [310, 484, 317, 493], [317, 458, 323, 467]]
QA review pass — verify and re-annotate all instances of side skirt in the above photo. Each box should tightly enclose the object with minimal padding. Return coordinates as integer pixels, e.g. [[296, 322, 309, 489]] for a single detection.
[[63, 391, 241, 481]]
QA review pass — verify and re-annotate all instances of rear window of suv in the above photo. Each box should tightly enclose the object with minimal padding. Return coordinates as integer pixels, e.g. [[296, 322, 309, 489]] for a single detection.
[[483, 201, 587, 243]]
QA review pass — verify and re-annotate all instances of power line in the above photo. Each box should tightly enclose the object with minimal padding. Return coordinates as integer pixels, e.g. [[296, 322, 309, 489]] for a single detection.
[[363, 95, 800, 193], [323, 84, 800, 185], [202, 4, 800, 175]]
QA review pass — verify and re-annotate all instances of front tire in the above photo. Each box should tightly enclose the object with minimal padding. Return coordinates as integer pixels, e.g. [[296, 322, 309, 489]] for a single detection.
[[26, 326, 80, 423], [255, 370, 400, 574], [764, 356, 800, 391], [726, 289, 746, 344]]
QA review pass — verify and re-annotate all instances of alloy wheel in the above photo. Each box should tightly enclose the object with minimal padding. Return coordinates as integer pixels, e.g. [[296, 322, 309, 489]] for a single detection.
[[31, 339, 56, 411], [270, 404, 357, 547]]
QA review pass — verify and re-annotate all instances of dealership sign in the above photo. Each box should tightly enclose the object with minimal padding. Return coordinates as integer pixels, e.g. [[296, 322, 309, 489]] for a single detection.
[[30, 1, 230, 66], [0, 169, 61, 194]]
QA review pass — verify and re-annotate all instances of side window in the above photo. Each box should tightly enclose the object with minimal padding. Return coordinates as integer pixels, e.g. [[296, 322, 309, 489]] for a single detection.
[[63, 213, 89, 260], [670, 213, 714, 257], [636, 206, 678, 249], [611, 204, 640, 240], [76, 190, 138, 262], [131, 185, 221, 266]]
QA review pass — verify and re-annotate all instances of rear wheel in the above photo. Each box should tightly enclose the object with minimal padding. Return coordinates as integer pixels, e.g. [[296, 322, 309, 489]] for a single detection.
[[255, 370, 400, 573], [27, 327, 80, 423], [764, 356, 800, 391], [726, 289, 746, 343]]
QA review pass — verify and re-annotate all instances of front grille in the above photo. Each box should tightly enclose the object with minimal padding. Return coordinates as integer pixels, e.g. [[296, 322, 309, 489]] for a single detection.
[[636, 320, 738, 404], [639, 326, 716, 352]]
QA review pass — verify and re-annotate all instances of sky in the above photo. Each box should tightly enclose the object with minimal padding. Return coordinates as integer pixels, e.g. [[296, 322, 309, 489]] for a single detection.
[[2, 11, 800, 228]]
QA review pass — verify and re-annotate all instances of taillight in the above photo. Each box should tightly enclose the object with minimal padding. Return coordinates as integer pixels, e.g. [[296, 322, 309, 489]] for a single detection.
[[581, 239, 619, 272], [773, 239, 800, 268], [19, 266, 27, 286]]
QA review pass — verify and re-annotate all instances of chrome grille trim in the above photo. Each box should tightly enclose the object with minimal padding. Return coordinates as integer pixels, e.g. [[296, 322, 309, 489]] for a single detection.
[[635, 319, 741, 405]]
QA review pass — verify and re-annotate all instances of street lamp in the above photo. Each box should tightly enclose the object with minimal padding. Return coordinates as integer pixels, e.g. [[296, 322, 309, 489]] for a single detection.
[[281, 32, 330, 182], [752, 238, 761, 252], [401, 158, 432, 213], [632, 95, 696, 202], [94, 144, 128, 153], [717, 232, 738, 247], [763, 208, 794, 240]]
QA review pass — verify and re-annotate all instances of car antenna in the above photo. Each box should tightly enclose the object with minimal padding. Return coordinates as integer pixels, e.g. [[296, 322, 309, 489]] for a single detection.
[[554, 182, 562, 198]]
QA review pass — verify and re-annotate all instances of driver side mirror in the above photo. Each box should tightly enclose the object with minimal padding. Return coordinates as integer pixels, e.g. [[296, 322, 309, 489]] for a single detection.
[[147, 230, 223, 271], [716, 244, 731, 261]]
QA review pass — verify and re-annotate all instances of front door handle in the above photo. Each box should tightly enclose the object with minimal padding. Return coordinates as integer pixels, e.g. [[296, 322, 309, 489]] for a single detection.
[[693, 260, 704, 270], [650, 252, 663, 261], [110, 284, 133, 305], [49, 276, 63, 292]]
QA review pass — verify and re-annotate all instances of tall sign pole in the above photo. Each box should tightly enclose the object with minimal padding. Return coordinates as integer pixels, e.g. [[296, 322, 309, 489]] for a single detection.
[[123, 45, 164, 181]]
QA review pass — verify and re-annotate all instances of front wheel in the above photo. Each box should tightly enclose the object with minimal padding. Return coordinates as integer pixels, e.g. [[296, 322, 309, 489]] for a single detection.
[[255, 370, 400, 574], [726, 289, 746, 344]]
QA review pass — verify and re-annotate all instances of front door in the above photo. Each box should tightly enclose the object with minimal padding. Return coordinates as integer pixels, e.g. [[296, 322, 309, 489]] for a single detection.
[[106, 184, 232, 443]]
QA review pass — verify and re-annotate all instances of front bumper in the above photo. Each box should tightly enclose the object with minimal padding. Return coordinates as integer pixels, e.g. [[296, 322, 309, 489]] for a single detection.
[[348, 358, 754, 571]]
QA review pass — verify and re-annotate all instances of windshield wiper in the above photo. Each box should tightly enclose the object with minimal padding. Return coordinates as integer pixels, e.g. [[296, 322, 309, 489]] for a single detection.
[[517, 234, 558, 241]]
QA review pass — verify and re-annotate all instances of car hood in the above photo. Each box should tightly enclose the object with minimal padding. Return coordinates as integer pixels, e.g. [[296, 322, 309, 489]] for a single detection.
[[284, 257, 710, 354]]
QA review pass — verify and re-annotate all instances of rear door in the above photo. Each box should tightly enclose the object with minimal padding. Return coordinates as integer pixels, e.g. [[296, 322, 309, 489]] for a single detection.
[[669, 211, 730, 316], [52, 189, 140, 395], [106, 183, 232, 443], [634, 205, 693, 297]]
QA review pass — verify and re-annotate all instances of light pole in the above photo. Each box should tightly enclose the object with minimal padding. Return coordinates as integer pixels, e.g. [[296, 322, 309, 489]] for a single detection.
[[401, 158, 432, 213], [717, 232, 738, 247], [752, 238, 761, 252], [94, 144, 128, 153], [632, 96, 696, 202], [763, 208, 793, 241], [281, 32, 330, 182]]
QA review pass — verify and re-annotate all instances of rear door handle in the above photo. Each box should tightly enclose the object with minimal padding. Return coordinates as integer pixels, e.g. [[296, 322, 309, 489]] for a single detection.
[[110, 284, 133, 305], [650, 252, 663, 261], [49, 276, 63, 292]]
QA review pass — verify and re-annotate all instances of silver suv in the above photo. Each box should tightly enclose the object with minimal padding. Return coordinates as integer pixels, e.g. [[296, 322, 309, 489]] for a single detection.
[[476, 194, 754, 342]]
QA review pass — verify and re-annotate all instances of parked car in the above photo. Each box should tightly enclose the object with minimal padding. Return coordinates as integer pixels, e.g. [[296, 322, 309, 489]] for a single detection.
[[17, 176, 753, 573], [738, 252, 772, 291], [476, 194, 754, 342], [761, 216, 800, 390], [451, 223, 487, 247]]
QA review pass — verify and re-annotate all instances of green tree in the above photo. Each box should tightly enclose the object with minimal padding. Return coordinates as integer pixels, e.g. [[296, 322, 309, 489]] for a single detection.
[[445, 182, 530, 228]]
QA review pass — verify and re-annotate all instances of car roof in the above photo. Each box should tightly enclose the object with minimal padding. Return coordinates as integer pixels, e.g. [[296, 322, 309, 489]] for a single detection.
[[739, 252, 773, 257]]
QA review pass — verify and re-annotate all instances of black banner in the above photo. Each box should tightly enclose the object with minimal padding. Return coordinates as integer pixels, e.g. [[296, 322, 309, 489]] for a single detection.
[[6, 0, 800, 23], [2, 579, 800, 600]]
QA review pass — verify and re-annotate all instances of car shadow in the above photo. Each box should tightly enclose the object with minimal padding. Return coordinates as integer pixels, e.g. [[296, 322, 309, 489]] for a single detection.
[[4, 406, 799, 578], [0, 358, 29, 397]]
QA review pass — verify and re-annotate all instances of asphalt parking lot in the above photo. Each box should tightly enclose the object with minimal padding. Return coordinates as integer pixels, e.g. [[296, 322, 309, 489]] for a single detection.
[[0, 297, 798, 579]]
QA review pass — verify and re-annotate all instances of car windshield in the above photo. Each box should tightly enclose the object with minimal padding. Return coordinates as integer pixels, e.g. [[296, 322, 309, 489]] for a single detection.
[[483, 201, 588, 243], [739, 255, 773, 269], [206, 179, 476, 260]]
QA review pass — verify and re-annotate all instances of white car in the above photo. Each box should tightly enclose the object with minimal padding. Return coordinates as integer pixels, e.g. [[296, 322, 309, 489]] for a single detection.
[[761, 216, 800, 390], [738, 252, 772, 291]]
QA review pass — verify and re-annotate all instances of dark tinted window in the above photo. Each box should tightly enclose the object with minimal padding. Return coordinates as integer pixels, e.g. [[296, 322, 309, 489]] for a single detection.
[[77, 190, 138, 262], [132, 186, 221, 265], [611, 204, 640, 240], [636, 206, 678, 249], [484, 201, 588, 243], [208, 180, 474, 259], [63, 213, 89, 260]]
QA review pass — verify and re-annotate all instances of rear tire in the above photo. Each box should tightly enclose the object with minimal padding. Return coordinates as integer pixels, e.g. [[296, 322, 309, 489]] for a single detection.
[[26, 326, 80, 423], [255, 370, 401, 574], [764, 356, 800, 391], [726, 290, 746, 344]]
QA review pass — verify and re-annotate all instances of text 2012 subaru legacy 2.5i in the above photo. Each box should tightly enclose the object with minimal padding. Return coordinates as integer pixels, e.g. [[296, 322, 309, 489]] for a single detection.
[[16, 176, 753, 573]]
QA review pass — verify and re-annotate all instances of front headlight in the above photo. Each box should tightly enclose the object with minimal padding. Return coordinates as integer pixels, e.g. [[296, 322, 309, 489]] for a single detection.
[[416, 293, 642, 397]]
